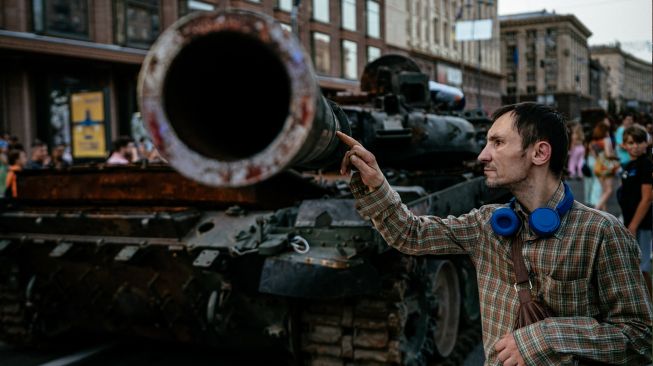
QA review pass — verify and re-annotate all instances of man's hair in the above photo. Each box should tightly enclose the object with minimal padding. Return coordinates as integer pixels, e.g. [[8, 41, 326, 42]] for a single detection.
[[491, 102, 569, 177], [112, 136, 133, 152], [623, 125, 648, 143], [31, 139, 46, 148], [8, 149, 23, 166]]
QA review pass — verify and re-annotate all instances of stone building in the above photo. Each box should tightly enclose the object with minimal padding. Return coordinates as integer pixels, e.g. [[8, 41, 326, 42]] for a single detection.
[[591, 44, 652, 114], [0, 0, 383, 157], [385, 0, 503, 114], [499, 10, 592, 119]]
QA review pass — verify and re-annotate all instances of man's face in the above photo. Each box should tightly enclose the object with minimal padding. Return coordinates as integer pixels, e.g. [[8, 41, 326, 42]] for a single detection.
[[477, 113, 532, 189], [34, 145, 47, 161], [623, 135, 647, 159]]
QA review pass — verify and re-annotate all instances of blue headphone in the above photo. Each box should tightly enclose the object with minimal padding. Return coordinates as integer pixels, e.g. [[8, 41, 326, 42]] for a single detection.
[[490, 183, 574, 237]]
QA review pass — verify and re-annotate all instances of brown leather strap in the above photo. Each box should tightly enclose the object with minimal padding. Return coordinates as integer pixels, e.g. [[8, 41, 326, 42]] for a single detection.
[[511, 235, 533, 304]]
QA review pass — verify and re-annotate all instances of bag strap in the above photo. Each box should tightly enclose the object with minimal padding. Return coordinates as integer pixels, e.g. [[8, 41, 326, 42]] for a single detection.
[[511, 234, 534, 305]]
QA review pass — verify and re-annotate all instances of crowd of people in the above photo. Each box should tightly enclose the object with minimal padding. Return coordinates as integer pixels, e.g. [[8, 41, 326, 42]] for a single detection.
[[0, 134, 163, 199], [566, 112, 653, 294]]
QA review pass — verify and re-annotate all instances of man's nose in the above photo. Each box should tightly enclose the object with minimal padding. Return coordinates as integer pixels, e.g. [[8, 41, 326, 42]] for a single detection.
[[478, 144, 491, 163]]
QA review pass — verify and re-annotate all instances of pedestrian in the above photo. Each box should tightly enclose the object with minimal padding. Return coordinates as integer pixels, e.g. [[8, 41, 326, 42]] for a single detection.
[[25, 139, 50, 169], [5, 149, 27, 198], [567, 122, 585, 179], [107, 136, 136, 165], [590, 121, 618, 211], [48, 143, 71, 169], [337, 102, 652, 365], [617, 125, 653, 296], [0, 140, 8, 198], [615, 113, 634, 167]]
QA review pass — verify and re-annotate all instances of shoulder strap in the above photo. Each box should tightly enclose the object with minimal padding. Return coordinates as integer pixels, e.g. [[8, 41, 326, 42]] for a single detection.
[[511, 235, 531, 293]]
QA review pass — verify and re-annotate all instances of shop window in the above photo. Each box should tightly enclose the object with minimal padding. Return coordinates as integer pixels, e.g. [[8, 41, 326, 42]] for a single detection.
[[33, 0, 89, 39], [179, 0, 215, 17], [341, 39, 358, 80], [114, 0, 161, 49], [311, 32, 331, 74]]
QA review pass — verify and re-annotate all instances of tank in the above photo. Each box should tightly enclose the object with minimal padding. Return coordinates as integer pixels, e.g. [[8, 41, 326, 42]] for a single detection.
[[0, 10, 508, 366]]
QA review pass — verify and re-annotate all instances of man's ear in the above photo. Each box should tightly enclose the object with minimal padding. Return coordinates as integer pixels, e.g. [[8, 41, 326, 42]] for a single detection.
[[531, 141, 552, 167]]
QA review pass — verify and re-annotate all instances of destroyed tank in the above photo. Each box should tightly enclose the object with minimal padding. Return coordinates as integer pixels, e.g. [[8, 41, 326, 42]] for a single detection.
[[0, 10, 508, 366]]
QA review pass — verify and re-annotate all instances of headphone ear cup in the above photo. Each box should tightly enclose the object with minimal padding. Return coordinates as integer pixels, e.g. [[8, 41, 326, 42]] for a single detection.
[[529, 208, 560, 237], [491, 207, 521, 236]]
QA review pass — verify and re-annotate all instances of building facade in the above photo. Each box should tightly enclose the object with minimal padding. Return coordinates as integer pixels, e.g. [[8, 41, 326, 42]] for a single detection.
[[385, 0, 503, 115], [499, 10, 592, 119], [0, 0, 383, 157], [590, 44, 652, 114]]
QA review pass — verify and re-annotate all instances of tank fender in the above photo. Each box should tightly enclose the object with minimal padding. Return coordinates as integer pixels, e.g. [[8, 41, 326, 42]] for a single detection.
[[258, 250, 380, 299]]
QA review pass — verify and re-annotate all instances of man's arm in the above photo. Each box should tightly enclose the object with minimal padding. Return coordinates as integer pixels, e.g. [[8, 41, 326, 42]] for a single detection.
[[336, 131, 485, 256], [628, 183, 652, 235], [512, 224, 653, 365], [350, 173, 485, 256]]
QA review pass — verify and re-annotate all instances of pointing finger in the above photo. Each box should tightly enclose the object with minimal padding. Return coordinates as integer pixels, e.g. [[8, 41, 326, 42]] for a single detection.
[[336, 131, 361, 148]]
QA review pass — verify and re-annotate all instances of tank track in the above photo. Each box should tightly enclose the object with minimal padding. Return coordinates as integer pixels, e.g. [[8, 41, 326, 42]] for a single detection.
[[0, 263, 34, 345], [430, 322, 483, 366], [299, 255, 483, 366], [300, 298, 482, 366]]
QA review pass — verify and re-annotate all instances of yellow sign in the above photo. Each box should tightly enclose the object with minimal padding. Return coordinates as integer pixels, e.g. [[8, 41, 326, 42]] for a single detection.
[[71, 91, 107, 159]]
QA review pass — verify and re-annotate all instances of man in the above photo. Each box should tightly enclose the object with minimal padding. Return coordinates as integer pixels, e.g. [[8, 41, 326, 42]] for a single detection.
[[337, 103, 652, 365], [25, 139, 50, 169]]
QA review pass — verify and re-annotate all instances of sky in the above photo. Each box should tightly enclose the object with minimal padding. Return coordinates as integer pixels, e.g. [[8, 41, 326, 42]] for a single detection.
[[498, 0, 652, 63]]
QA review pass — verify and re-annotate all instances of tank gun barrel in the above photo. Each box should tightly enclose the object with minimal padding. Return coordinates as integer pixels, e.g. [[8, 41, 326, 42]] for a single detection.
[[138, 10, 349, 187]]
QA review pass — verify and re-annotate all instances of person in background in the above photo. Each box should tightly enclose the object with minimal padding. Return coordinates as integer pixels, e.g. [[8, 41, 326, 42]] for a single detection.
[[48, 143, 71, 169], [617, 125, 653, 296], [615, 113, 634, 168], [25, 139, 50, 170], [567, 122, 585, 179], [5, 149, 27, 198], [107, 136, 136, 165], [590, 121, 617, 211], [0, 140, 8, 198]]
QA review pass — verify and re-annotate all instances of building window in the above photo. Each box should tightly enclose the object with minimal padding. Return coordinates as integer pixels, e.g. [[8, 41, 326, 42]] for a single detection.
[[312, 32, 331, 74], [115, 0, 160, 49], [366, 0, 380, 38], [443, 21, 449, 47], [33, 0, 90, 39], [278, 0, 292, 11], [342, 40, 358, 80], [433, 18, 439, 44], [507, 87, 516, 95], [526, 85, 536, 94], [367, 45, 381, 62], [179, 0, 215, 17], [342, 0, 356, 31], [313, 0, 329, 23]]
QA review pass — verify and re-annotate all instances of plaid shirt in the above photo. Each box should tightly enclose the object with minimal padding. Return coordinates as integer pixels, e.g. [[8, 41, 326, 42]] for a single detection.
[[351, 173, 653, 365]]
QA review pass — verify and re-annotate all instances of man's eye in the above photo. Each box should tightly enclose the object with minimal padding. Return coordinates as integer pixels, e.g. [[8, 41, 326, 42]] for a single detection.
[[494, 141, 502, 146]]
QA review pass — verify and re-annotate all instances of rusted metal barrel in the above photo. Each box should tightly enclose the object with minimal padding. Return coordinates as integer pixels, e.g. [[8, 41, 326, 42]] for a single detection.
[[138, 10, 349, 187]]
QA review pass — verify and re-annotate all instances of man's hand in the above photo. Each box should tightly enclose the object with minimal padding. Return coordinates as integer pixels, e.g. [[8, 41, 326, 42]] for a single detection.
[[336, 131, 385, 191], [495, 333, 526, 366]]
